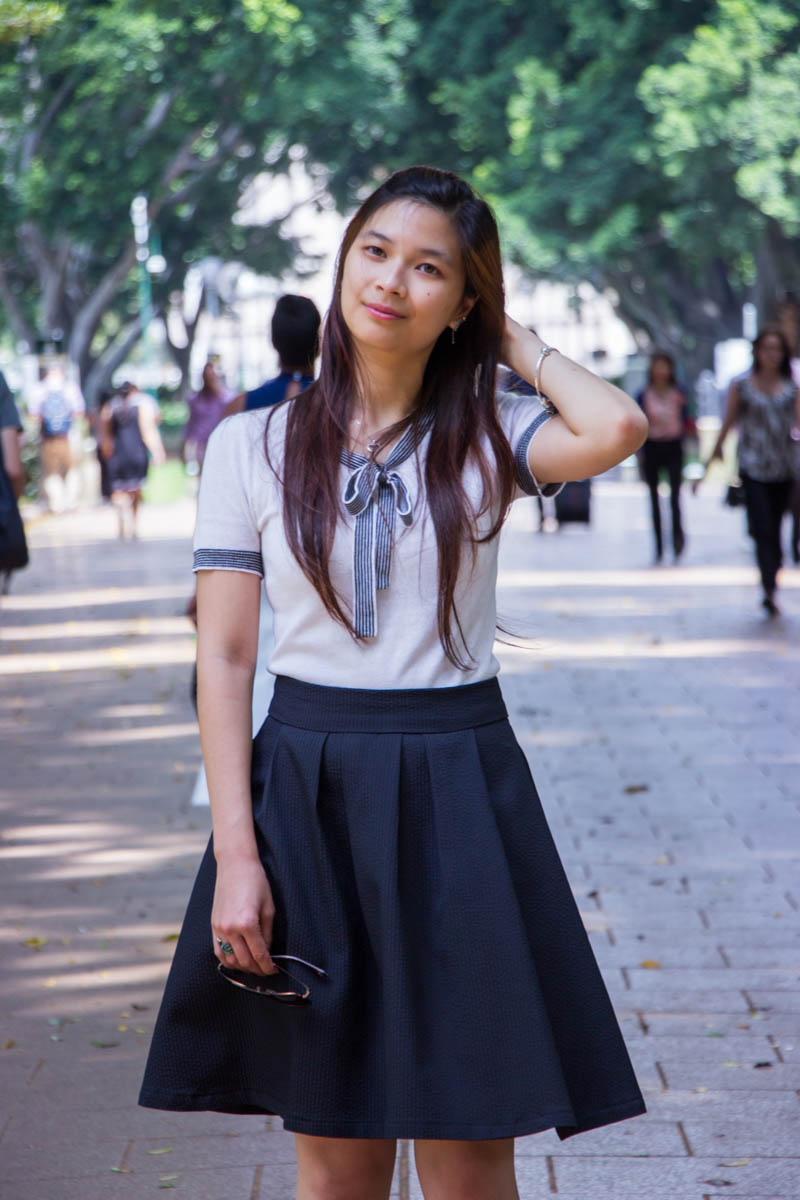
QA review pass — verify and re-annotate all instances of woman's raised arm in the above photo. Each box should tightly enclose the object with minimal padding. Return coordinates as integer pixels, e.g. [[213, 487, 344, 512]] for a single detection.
[[502, 316, 649, 484]]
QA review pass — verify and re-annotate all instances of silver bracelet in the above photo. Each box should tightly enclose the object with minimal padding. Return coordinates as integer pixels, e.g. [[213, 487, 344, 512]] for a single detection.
[[534, 344, 557, 408]]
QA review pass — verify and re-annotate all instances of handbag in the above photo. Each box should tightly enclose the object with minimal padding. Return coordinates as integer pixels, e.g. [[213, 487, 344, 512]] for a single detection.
[[725, 478, 745, 508], [0, 454, 29, 572]]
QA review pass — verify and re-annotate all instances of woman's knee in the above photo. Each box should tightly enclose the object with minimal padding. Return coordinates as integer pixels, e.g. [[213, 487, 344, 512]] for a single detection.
[[414, 1138, 518, 1200], [295, 1135, 396, 1200]]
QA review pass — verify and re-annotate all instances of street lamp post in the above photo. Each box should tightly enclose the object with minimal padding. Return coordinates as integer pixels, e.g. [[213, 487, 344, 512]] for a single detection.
[[129, 194, 166, 392]]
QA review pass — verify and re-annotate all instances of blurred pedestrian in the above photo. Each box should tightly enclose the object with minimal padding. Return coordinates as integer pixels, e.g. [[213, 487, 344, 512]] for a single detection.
[[182, 361, 232, 473], [140, 165, 647, 1197], [637, 351, 690, 562], [100, 382, 165, 539], [0, 369, 28, 590], [28, 360, 85, 512], [224, 294, 320, 416], [696, 327, 800, 616], [89, 389, 113, 501]]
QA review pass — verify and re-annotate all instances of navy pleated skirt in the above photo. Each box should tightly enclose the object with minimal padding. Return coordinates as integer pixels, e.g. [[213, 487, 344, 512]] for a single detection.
[[139, 676, 646, 1140]]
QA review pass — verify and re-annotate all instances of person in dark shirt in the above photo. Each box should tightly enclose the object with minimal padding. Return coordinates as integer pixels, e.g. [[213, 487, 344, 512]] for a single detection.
[[225, 294, 320, 416]]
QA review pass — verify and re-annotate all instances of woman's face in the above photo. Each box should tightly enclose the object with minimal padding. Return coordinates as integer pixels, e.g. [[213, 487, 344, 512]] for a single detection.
[[651, 357, 672, 386], [756, 334, 784, 372], [340, 199, 474, 358]]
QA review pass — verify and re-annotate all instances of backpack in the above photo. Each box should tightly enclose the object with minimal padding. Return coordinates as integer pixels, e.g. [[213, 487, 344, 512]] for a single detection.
[[41, 387, 72, 436]]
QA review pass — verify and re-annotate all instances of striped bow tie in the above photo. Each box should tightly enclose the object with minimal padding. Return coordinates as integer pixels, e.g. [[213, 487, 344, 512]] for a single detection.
[[341, 417, 432, 638]]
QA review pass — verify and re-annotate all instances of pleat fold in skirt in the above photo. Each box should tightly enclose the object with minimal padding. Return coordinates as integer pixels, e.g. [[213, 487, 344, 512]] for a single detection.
[[139, 675, 646, 1140]]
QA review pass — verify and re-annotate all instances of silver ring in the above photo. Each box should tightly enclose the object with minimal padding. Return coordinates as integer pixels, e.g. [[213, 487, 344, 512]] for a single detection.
[[216, 937, 234, 955]]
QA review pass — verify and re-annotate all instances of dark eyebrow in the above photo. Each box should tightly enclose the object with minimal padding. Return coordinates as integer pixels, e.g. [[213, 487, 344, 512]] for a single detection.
[[363, 228, 453, 266]]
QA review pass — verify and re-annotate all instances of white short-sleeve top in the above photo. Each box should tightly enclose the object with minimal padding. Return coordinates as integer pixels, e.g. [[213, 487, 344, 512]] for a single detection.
[[193, 393, 561, 689]]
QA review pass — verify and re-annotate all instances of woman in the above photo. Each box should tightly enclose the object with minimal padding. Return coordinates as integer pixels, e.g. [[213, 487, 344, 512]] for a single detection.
[[698, 328, 800, 616], [638, 351, 690, 561], [140, 167, 648, 1199], [101, 382, 165, 539], [183, 361, 232, 471]]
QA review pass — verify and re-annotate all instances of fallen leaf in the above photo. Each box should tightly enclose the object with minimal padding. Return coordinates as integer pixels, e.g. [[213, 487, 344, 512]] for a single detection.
[[753, 1061, 773, 1068], [654, 855, 669, 865], [703, 1181, 732, 1188], [120, 1011, 131, 1019], [90, 1040, 120, 1049], [721, 1159, 750, 1167], [694, 1085, 708, 1093], [624, 784, 649, 794], [160, 933, 179, 943], [640, 960, 661, 969], [705, 1031, 725, 1038], [22, 937, 48, 950], [110, 1167, 131, 1174], [117, 1025, 128, 1032], [146, 1147, 175, 1156], [132, 1003, 149, 1011], [2, 1039, 16, 1050], [723, 1060, 740, 1068], [134, 1027, 148, 1034], [159, 1175, 180, 1182]]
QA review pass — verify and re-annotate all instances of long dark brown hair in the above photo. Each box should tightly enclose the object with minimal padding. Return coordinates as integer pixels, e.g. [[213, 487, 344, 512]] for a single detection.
[[267, 166, 516, 668], [647, 351, 678, 388], [752, 326, 793, 380]]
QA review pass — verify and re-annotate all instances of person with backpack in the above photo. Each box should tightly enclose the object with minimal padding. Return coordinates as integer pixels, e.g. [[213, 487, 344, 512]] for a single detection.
[[29, 361, 85, 512]]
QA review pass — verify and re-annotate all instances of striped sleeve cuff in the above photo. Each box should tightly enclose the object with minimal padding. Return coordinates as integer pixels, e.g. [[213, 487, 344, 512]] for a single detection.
[[193, 549, 264, 577], [514, 407, 565, 498]]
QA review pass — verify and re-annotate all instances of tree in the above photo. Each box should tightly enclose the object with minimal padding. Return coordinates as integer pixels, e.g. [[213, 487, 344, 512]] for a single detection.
[[363, 0, 800, 381], [0, 0, 418, 401]]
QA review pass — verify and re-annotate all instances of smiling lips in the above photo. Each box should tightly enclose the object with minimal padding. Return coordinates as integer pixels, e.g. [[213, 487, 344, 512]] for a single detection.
[[364, 302, 405, 320]]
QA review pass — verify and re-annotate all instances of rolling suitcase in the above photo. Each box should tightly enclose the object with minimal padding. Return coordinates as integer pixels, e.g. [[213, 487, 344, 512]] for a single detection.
[[554, 479, 591, 524]]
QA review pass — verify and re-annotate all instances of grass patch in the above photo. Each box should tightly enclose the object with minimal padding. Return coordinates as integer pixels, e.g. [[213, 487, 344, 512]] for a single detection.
[[143, 459, 189, 505]]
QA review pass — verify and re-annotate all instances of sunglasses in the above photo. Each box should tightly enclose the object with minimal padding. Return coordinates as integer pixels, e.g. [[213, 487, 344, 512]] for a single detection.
[[216, 954, 327, 1005]]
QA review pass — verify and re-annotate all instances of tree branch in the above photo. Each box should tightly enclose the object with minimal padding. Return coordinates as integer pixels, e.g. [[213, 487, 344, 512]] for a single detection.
[[0, 259, 36, 346], [19, 69, 83, 174], [67, 243, 138, 364], [81, 314, 151, 409]]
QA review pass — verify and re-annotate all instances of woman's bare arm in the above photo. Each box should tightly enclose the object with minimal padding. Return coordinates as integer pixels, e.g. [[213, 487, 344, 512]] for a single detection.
[[707, 380, 741, 463], [137, 404, 166, 464], [223, 393, 246, 419], [197, 569, 276, 975], [502, 317, 648, 483], [1, 427, 24, 497]]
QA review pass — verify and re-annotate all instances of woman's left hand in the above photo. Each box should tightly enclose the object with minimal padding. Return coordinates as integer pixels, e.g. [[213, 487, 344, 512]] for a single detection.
[[500, 314, 540, 369]]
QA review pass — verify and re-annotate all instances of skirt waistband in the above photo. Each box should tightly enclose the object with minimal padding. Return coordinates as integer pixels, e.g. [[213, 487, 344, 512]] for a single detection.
[[268, 675, 507, 733]]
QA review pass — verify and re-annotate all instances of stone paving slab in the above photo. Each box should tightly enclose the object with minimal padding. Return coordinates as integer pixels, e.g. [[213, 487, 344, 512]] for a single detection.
[[546, 1155, 799, 1196], [682, 1119, 800, 1158]]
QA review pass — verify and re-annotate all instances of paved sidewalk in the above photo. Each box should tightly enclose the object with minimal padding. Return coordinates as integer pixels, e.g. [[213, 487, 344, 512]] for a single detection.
[[1, 483, 798, 1199]]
